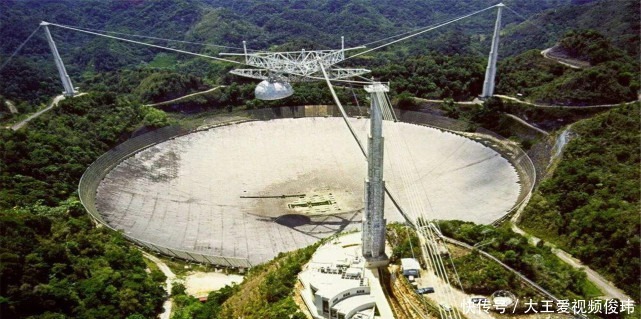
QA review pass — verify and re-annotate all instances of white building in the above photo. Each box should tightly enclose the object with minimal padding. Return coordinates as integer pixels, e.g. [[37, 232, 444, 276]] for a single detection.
[[299, 232, 393, 319], [400, 258, 420, 278]]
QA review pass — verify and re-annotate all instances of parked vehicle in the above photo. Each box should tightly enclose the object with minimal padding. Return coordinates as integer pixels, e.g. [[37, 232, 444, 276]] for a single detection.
[[416, 287, 435, 294]]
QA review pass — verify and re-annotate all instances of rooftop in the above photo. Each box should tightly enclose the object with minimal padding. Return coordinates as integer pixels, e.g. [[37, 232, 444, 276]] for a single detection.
[[298, 232, 394, 319], [300, 233, 368, 299], [400, 258, 421, 270]]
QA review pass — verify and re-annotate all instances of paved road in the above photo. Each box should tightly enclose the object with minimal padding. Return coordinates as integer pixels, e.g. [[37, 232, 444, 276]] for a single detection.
[[443, 236, 559, 303], [511, 222, 631, 301], [495, 94, 637, 109], [414, 94, 636, 110], [10, 94, 69, 130], [414, 97, 483, 105], [510, 204, 631, 301], [145, 86, 225, 107], [540, 47, 587, 69], [553, 249, 630, 301], [141, 251, 176, 319]]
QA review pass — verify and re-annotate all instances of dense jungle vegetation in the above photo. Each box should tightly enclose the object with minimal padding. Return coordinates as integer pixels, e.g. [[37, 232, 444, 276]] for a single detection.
[[0, 0, 639, 318], [0, 93, 169, 207], [437, 221, 599, 300], [519, 104, 641, 301], [0, 94, 169, 318], [496, 30, 639, 105], [1, 0, 638, 114]]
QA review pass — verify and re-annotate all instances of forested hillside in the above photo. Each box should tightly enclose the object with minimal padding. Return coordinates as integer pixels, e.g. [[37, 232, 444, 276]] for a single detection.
[[438, 220, 597, 300], [502, 0, 640, 57], [496, 29, 639, 105], [519, 103, 641, 301], [0, 1, 639, 318], [199, 0, 572, 49], [0, 93, 171, 318], [0, 93, 166, 207], [1, 200, 166, 318], [162, 243, 318, 319], [4, 0, 635, 113], [0, 0, 206, 106]]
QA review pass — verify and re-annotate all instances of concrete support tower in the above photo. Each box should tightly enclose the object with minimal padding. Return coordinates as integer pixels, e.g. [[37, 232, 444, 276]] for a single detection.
[[40, 22, 76, 97], [362, 82, 389, 268], [481, 3, 504, 98]]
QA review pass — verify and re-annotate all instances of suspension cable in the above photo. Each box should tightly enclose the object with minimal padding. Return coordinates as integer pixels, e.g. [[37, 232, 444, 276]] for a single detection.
[[318, 62, 367, 156], [358, 21, 450, 48], [349, 83, 364, 117], [45, 22, 243, 65], [357, 11, 480, 49], [0, 26, 41, 73], [52, 23, 248, 51], [376, 95, 465, 318], [339, 87, 465, 318], [503, 5, 555, 38], [345, 4, 498, 61], [319, 62, 415, 226]]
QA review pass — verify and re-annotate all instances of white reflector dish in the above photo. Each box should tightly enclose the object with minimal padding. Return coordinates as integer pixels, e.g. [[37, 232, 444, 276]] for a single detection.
[[255, 80, 294, 100]]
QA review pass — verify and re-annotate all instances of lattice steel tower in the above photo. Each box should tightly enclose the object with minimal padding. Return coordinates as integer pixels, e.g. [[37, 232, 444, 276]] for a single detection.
[[362, 82, 389, 267]]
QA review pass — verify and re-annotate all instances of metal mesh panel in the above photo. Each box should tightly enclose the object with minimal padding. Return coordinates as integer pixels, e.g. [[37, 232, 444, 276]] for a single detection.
[[79, 106, 534, 268], [390, 110, 536, 224], [396, 110, 469, 131], [78, 125, 252, 268]]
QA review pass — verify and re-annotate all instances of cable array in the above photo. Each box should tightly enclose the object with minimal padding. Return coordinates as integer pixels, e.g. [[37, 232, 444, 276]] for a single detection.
[[2, 6, 540, 317], [45, 22, 243, 65], [48, 24, 248, 51], [0, 26, 41, 73], [357, 20, 453, 48], [320, 59, 467, 318], [372, 91, 465, 319], [503, 5, 557, 39], [3, 3, 537, 91], [345, 4, 499, 61]]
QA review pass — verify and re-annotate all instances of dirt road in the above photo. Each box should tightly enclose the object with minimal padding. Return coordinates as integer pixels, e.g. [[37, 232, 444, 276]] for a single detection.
[[510, 209, 631, 301], [11, 94, 65, 130], [141, 251, 176, 319], [540, 47, 588, 69]]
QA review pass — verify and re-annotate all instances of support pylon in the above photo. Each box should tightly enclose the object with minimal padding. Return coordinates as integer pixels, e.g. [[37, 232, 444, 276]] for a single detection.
[[481, 3, 504, 98], [41, 22, 76, 97], [362, 82, 389, 268]]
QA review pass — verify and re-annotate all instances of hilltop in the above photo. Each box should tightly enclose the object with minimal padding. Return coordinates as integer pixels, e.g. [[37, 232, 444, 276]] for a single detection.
[[0, 0, 639, 318], [3, 0, 637, 111]]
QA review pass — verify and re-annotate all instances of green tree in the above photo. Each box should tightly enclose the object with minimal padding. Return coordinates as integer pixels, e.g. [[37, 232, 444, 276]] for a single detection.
[[141, 106, 170, 128]]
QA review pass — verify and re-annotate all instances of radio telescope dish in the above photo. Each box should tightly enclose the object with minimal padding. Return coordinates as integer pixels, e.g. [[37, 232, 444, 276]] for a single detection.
[[255, 80, 294, 100]]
